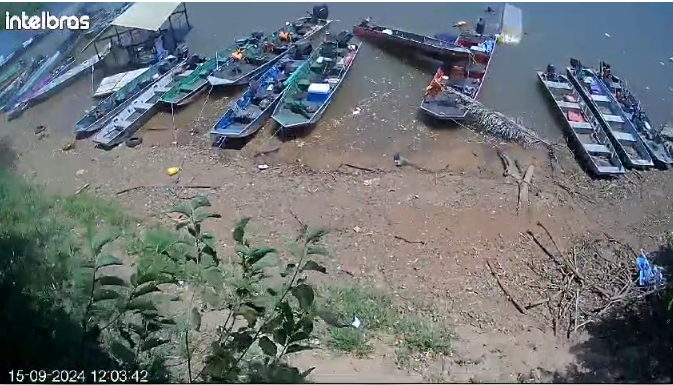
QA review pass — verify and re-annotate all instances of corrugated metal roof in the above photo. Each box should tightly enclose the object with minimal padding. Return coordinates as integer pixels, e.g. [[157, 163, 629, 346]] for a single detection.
[[111, 2, 181, 31]]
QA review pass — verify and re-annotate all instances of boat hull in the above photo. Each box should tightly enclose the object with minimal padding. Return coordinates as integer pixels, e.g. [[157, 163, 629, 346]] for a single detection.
[[596, 68, 673, 168], [353, 24, 471, 62], [566, 65, 654, 169], [207, 53, 286, 87], [535, 69, 624, 177]]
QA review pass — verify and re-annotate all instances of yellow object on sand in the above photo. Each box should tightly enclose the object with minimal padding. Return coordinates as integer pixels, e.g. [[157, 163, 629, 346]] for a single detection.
[[167, 167, 180, 176]]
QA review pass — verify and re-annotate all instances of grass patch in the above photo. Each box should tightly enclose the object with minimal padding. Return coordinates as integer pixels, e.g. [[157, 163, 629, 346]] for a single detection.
[[319, 284, 452, 363]]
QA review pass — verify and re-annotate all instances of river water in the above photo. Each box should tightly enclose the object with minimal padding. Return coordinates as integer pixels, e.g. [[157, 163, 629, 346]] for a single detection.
[[2, 2, 673, 157]]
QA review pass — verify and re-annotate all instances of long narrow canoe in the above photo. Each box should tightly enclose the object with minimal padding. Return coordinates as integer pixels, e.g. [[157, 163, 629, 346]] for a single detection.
[[0, 57, 44, 110], [76, 56, 183, 137], [93, 58, 195, 148], [94, 67, 150, 98], [536, 66, 624, 177], [207, 13, 332, 87], [211, 43, 315, 145], [272, 31, 361, 131], [567, 60, 653, 169], [595, 62, 673, 167], [0, 61, 26, 90], [8, 43, 112, 120], [353, 19, 472, 61], [0, 32, 46, 73]]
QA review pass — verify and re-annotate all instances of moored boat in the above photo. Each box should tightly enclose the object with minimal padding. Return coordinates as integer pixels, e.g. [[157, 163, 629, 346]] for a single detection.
[[76, 55, 184, 137], [0, 57, 44, 110], [595, 61, 673, 168], [159, 40, 255, 107], [94, 67, 150, 98], [567, 59, 653, 169], [271, 31, 360, 132], [211, 41, 314, 145], [7, 44, 112, 120], [420, 6, 500, 121], [208, 4, 332, 87], [93, 56, 202, 148], [0, 33, 46, 73], [353, 18, 472, 62], [536, 65, 625, 177], [0, 60, 26, 90]]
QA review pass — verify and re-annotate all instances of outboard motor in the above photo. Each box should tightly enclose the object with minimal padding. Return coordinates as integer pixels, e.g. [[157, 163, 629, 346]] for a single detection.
[[295, 40, 312, 56], [336, 31, 354, 48], [186, 54, 201, 69], [546, 64, 557, 81], [175, 43, 189, 59], [251, 31, 264, 40], [312, 3, 329, 20], [475, 17, 485, 35], [569, 58, 582, 69]]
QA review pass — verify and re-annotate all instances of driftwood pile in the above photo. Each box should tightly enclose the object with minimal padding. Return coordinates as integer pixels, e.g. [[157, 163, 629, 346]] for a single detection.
[[521, 223, 652, 337]]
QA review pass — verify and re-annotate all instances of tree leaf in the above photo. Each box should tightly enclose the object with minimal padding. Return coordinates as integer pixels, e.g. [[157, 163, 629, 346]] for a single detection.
[[258, 336, 277, 357], [93, 288, 124, 302], [133, 282, 160, 298], [96, 275, 127, 287], [126, 298, 157, 312], [170, 203, 192, 217], [129, 272, 138, 287], [194, 211, 221, 224], [315, 306, 350, 328], [95, 254, 123, 270], [233, 217, 251, 243], [110, 340, 136, 364], [286, 344, 313, 354], [300, 367, 316, 379], [141, 337, 168, 351], [306, 245, 330, 257], [191, 195, 211, 210], [280, 263, 296, 278], [291, 284, 315, 311], [92, 231, 120, 256], [237, 305, 258, 327], [247, 247, 277, 266], [306, 228, 328, 243], [302, 260, 327, 274]]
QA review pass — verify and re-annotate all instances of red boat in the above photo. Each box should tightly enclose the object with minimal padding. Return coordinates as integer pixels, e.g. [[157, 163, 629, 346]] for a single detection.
[[420, 6, 502, 121]]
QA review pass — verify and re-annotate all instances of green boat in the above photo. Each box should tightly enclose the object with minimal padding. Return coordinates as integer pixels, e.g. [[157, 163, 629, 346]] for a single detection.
[[158, 38, 254, 107], [0, 61, 25, 91], [272, 31, 361, 132]]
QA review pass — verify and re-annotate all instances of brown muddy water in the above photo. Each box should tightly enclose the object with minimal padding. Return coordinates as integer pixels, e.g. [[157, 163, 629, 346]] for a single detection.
[[4, 2, 673, 167]]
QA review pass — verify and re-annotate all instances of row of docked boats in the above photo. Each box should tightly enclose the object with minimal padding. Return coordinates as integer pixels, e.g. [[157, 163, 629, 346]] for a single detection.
[[537, 59, 672, 177]]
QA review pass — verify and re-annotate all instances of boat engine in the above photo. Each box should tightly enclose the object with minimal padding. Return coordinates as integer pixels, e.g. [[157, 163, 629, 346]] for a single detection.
[[312, 4, 329, 20], [336, 31, 353, 48], [251, 31, 264, 40]]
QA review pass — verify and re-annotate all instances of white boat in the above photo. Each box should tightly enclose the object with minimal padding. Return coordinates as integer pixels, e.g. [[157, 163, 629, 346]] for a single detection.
[[94, 67, 150, 98], [93, 59, 193, 148]]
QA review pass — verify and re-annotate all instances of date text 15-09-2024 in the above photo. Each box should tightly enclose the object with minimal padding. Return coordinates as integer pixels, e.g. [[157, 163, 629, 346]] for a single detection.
[[8, 369, 150, 383]]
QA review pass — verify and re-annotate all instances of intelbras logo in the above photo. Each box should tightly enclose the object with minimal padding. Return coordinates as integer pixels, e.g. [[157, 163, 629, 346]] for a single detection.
[[4, 11, 90, 30]]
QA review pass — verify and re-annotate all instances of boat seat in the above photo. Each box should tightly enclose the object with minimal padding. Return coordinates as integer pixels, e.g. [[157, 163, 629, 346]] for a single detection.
[[602, 114, 624, 123], [596, 166, 624, 175], [155, 87, 170, 93], [135, 102, 153, 110], [591, 94, 609, 102], [557, 101, 580, 109], [612, 131, 637, 142], [569, 121, 592, 130], [544, 80, 571, 90], [583, 143, 611, 154]]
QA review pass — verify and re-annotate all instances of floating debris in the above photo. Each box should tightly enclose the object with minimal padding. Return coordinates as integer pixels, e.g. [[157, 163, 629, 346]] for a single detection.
[[257, 164, 269, 171], [604, 32, 611, 38], [167, 167, 180, 176]]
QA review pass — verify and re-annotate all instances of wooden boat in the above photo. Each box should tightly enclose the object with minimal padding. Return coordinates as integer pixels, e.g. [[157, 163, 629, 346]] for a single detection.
[[158, 41, 253, 107], [567, 59, 654, 169], [93, 58, 195, 148], [3, 31, 83, 113], [94, 67, 150, 98], [420, 7, 501, 121], [7, 44, 112, 120], [353, 18, 472, 61], [211, 43, 315, 144], [76, 57, 183, 137], [0, 61, 26, 90], [272, 31, 360, 131], [0, 57, 44, 110], [536, 66, 625, 177], [0, 33, 46, 73], [208, 8, 332, 87], [595, 62, 673, 167]]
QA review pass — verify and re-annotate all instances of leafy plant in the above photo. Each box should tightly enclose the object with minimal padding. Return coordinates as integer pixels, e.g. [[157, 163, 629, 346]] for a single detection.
[[198, 216, 334, 383]]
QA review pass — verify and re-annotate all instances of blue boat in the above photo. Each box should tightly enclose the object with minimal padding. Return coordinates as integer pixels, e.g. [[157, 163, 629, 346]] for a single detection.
[[210, 42, 315, 145]]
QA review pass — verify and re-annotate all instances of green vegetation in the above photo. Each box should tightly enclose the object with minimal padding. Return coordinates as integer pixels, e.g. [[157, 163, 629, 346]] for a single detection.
[[0, 155, 452, 381]]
